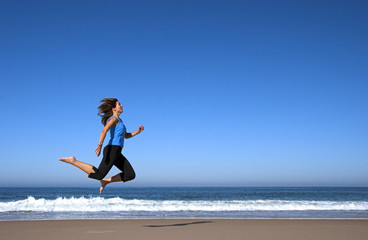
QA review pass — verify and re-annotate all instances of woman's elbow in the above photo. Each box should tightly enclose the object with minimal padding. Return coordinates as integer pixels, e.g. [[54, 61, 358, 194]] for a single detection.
[[124, 134, 131, 139]]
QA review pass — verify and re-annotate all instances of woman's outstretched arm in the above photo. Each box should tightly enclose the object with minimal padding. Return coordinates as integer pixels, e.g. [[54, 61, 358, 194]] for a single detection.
[[125, 126, 144, 139]]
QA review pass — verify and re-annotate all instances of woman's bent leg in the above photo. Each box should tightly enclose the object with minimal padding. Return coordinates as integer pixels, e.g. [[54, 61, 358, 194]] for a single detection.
[[100, 153, 135, 194], [114, 154, 136, 182]]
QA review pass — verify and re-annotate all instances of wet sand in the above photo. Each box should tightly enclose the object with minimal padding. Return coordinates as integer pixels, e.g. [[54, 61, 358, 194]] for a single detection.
[[1, 219, 367, 240]]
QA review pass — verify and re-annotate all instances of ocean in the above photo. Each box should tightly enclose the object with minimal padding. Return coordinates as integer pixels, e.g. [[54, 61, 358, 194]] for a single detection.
[[0, 187, 367, 220]]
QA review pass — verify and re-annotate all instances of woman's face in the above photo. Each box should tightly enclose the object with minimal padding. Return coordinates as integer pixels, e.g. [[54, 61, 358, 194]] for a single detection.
[[113, 101, 123, 113]]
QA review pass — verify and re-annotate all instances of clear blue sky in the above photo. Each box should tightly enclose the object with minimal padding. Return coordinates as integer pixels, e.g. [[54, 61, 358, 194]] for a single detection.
[[0, 0, 367, 187]]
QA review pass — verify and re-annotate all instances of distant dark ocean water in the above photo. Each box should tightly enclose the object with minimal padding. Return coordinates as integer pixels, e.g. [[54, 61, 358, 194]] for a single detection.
[[0, 187, 367, 220]]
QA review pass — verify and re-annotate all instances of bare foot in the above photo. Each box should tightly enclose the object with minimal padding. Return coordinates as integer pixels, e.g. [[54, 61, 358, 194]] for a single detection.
[[100, 179, 109, 194], [58, 156, 76, 165]]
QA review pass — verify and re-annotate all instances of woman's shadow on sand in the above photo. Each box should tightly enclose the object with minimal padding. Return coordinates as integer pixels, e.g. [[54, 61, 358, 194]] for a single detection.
[[144, 221, 214, 228]]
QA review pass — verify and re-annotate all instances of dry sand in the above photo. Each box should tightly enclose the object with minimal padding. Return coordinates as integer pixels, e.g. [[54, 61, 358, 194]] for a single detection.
[[1, 219, 367, 240]]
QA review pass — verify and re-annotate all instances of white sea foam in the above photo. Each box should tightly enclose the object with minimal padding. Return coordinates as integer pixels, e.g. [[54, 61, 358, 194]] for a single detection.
[[1, 196, 367, 212]]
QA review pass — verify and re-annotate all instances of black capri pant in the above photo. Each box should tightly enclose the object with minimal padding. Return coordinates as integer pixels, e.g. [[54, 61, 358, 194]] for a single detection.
[[88, 145, 135, 182]]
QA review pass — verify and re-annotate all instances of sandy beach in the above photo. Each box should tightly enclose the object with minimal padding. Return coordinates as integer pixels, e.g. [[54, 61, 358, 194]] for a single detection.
[[1, 219, 367, 240]]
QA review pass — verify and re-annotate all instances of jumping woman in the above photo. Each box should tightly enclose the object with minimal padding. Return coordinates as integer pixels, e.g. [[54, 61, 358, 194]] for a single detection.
[[59, 98, 144, 194]]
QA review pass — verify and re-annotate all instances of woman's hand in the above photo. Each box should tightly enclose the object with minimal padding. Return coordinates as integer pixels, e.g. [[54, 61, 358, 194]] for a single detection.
[[125, 126, 145, 139], [95, 145, 102, 156], [138, 125, 144, 133]]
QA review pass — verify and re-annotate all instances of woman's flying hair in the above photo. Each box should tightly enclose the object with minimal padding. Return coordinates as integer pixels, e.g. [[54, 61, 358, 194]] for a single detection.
[[97, 97, 118, 126]]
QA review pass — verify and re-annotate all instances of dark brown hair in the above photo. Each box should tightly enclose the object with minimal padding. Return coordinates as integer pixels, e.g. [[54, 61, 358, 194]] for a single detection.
[[97, 97, 118, 126]]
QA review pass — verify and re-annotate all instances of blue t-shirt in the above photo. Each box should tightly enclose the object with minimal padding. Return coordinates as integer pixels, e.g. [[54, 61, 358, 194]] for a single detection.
[[107, 116, 126, 148]]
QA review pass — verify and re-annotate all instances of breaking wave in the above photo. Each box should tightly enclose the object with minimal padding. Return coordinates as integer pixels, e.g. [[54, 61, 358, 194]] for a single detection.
[[1, 196, 368, 212]]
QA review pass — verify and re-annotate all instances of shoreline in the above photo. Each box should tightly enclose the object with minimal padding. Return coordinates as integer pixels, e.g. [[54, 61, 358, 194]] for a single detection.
[[1, 219, 367, 240], [2, 217, 368, 222]]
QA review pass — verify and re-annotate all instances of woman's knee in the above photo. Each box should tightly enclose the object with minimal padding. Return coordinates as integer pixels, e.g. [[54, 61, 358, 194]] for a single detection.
[[88, 168, 104, 180], [88, 173, 104, 180], [121, 171, 136, 182], [129, 172, 136, 181]]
